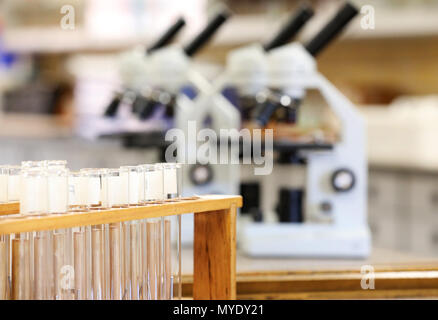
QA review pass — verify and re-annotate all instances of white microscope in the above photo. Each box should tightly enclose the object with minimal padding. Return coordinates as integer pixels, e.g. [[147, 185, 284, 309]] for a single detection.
[[104, 17, 186, 121], [239, 2, 371, 258], [174, 6, 315, 244]]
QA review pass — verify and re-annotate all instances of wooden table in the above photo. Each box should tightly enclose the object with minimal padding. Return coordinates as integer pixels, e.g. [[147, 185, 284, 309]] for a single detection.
[[181, 247, 438, 299]]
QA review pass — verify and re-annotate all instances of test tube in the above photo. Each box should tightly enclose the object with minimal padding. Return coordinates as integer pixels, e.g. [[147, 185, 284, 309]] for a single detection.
[[107, 169, 129, 208], [12, 233, 31, 300], [91, 224, 105, 300], [162, 163, 183, 299], [20, 168, 48, 216], [130, 222, 141, 300], [109, 222, 122, 300], [33, 231, 47, 300], [162, 163, 182, 200], [53, 230, 65, 300], [141, 164, 161, 299], [7, 166, 21, 202], [80, 168, 108, 210], [68, 171, 89, 212], [137, 165, 146, 205], [0, 234, 8, 299], [0, 166, 8, 203], [74, 227, 86, 300], [144, 164, 164, 203], [120, 166, 142, 207], [147, 218, 161, 300], [48, 168, 69, 215]]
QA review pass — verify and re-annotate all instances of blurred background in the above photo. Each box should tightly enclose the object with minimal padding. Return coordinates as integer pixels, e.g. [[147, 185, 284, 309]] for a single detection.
[[1, 0, 438, 258]]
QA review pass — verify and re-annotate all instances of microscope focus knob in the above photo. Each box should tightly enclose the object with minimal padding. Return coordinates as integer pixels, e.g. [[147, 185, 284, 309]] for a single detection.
[[331, 168, 355, 192], [189, 164, 213, 186]]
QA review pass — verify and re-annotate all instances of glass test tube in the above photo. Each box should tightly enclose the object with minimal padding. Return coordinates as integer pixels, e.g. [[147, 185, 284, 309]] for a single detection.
[[106, 168, 129, 299], [18, 168, 44, 299], [162, 163, 182, 200], [20, 168, 48, 216], [121, 166, 145, 299], [12, 233, 31, 300], [68, 171, 89, 212], [49, 168, 74, 300], [120, 166, 142, 206], [162, 163, 182, 299], [7, 166, 21, 202], [143, 164, 164, 299], [107, 169, 129, 208], [81, 168, 106, 210], [74, 227, 86, 300], [0, 166, 8, 203], [144, 164, 164, 203], [48, 168, 69, 215], [0, 234, 8, 299], [109, 222, 122, 300]]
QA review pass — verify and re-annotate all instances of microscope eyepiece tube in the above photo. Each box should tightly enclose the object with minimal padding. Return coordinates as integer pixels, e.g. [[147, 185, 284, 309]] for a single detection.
[[104, 94, 122, 118], [146, 17, 186, 54], [183, 10, 231, 57], [305, 2, 358, 57], [263, 4, 314, 52]]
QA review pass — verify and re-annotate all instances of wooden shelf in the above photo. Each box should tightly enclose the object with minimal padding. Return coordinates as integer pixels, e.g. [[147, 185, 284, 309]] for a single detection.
[[0, 195, 242, 235], [0, 203, 19, 216]]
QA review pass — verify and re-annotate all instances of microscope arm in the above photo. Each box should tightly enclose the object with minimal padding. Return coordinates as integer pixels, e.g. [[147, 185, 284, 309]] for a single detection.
[[314, 74, 365, 150]]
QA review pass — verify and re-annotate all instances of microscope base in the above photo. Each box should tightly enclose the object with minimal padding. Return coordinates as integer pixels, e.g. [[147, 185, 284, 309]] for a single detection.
[[240, 223, 371, 258]]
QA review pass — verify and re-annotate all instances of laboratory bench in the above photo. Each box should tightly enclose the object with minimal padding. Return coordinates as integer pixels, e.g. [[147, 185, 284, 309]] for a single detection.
[[181, 247, 438, 299]]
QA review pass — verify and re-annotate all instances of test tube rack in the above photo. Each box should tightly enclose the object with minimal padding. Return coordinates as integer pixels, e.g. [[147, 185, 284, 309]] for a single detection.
[[0, 195, 242, 300]]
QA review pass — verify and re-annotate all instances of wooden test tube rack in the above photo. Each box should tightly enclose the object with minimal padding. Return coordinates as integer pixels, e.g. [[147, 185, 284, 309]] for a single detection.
[[0, 195, 242, 300]]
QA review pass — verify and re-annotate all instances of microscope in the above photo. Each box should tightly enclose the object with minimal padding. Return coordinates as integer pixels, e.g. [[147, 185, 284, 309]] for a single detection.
[[101, 17, 186, 135], [110, 10, 230, 154], [175, 6, 315, 244], [239, 2, 371, 258]]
